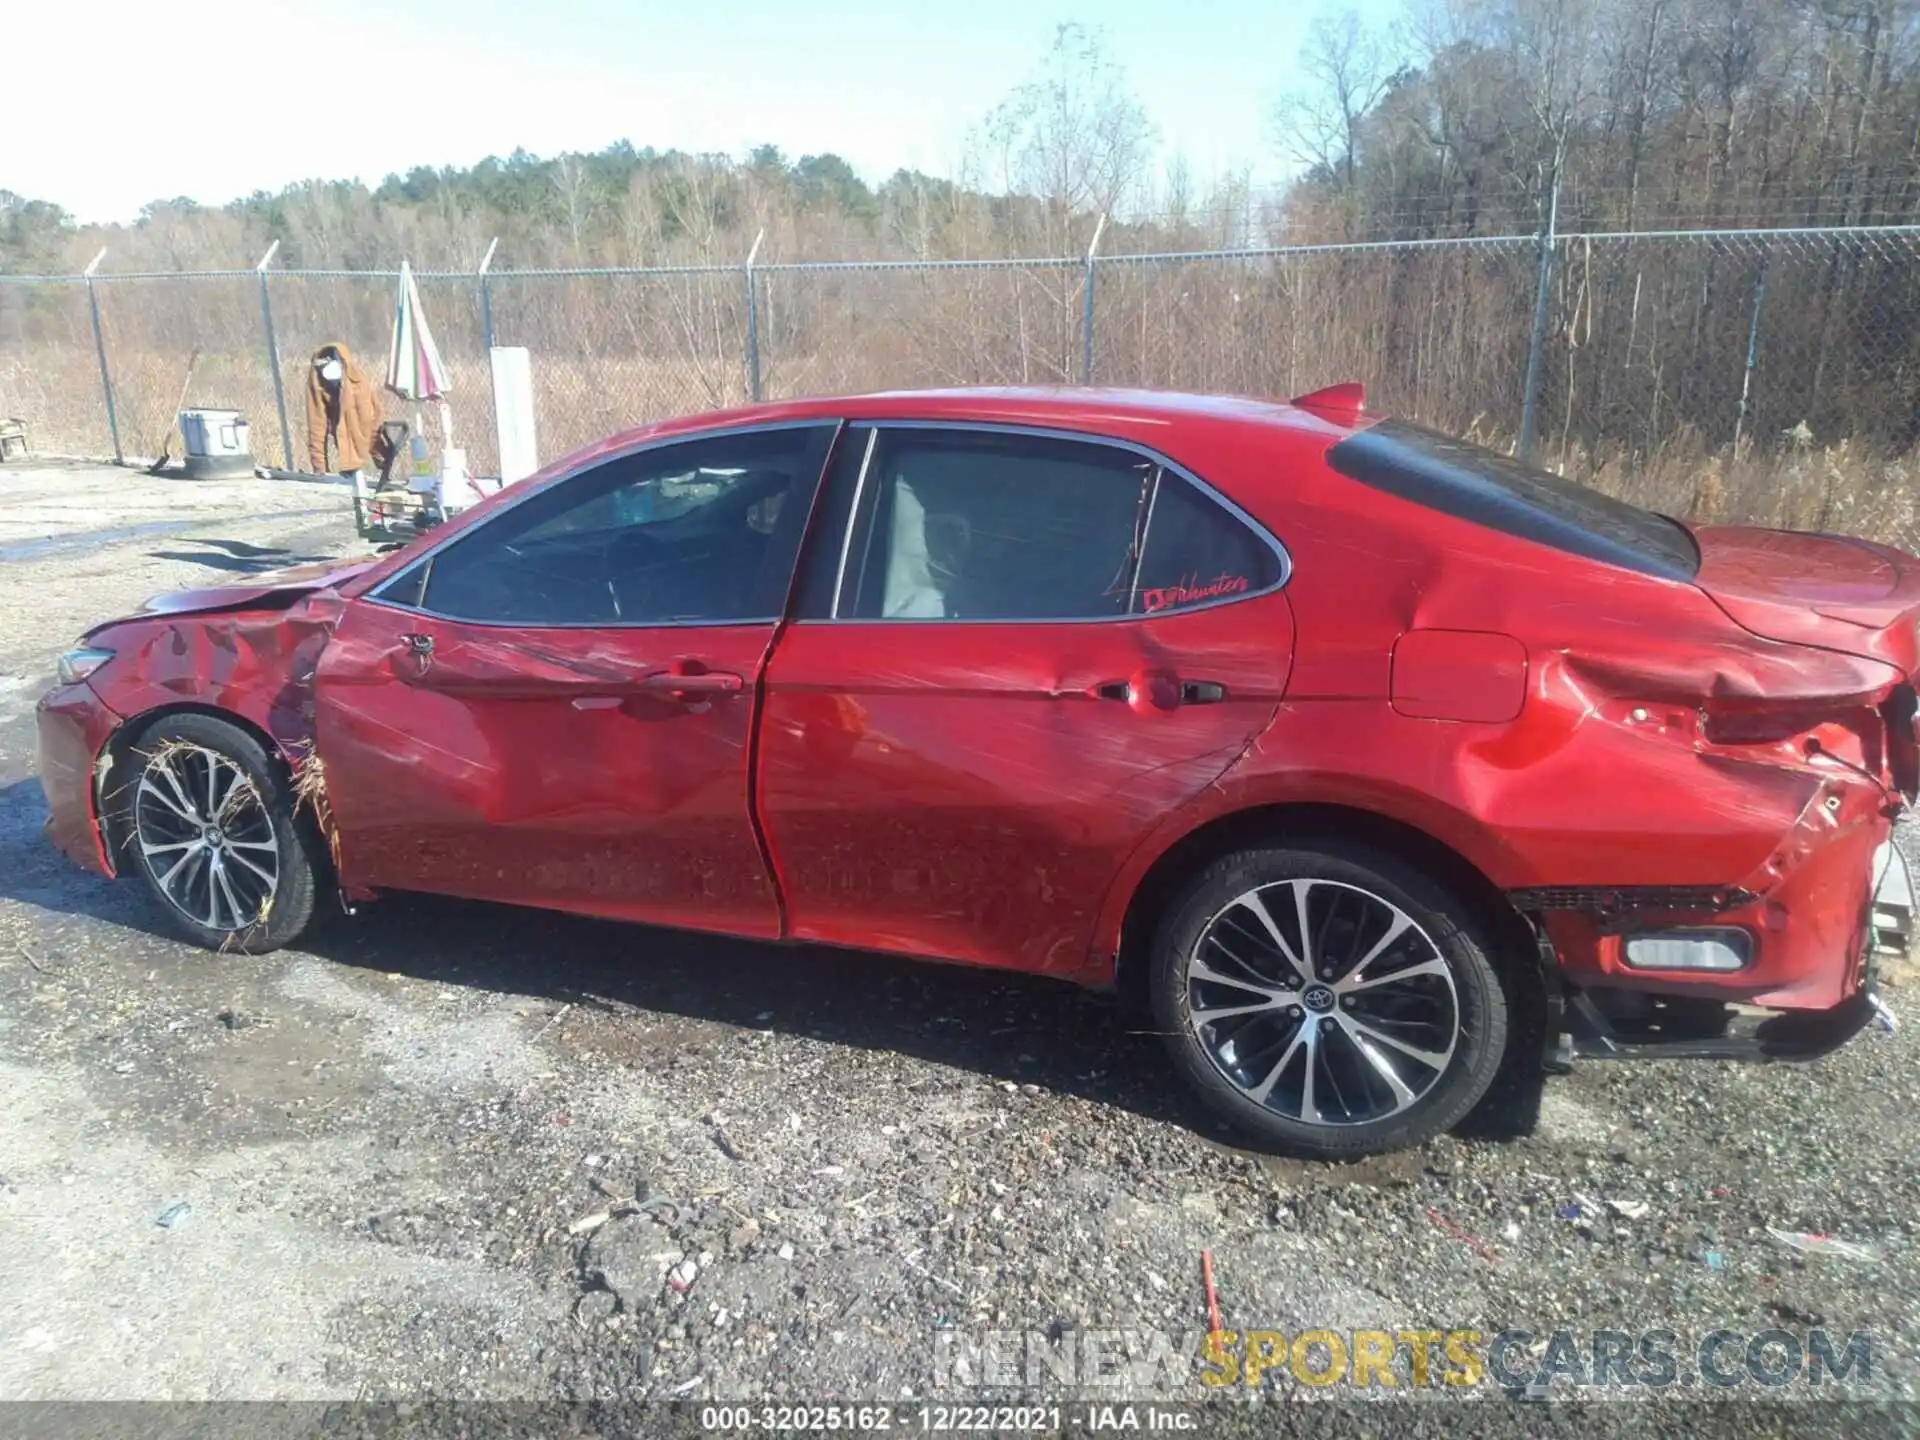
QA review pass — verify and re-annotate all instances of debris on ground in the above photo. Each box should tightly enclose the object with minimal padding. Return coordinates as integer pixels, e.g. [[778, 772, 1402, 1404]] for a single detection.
[[667, 1259, 699, 1293], [573, 1289, 618, 1328], [155, 1201, 191, 1228], [726, 1218, 760, 1256], [708, 1113, 748, 1162], [1426, 1207, 1500, 1262], [1767, 1228, 1881, 1263], [1200, 1249, 1223, 1334]]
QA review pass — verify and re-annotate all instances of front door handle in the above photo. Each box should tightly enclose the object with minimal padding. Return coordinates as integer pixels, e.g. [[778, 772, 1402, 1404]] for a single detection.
[[403, 632, 434, 657]]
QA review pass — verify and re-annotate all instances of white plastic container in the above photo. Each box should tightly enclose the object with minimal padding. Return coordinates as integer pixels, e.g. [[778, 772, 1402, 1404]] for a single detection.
[[179, 408, 253, 479]]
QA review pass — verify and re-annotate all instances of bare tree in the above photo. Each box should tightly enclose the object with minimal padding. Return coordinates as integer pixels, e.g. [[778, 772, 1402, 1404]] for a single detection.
[[1274, 11, 1400, 189], [983, 23, 1157, 253], [550, 154, 601, 262]]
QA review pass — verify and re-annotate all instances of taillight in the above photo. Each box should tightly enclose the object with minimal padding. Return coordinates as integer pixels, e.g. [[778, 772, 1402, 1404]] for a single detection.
[[1693, 695, 1890, 781]]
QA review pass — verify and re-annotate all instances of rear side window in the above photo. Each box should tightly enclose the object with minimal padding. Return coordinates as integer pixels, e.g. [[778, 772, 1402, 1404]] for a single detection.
[[837, 428, 1156, 621], [1135, 477, 1283, 614], [1327, 419, 1699, 580]]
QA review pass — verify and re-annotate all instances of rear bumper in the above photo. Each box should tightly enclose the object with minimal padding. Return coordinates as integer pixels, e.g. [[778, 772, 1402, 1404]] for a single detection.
[[35, 681, 124, 878], [1518, 776, 1907, 1015]]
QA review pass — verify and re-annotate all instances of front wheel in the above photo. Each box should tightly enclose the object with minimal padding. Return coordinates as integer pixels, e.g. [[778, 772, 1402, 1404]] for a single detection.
[[117, 712, 321, 953], [1151, 841, 1509, 1158]]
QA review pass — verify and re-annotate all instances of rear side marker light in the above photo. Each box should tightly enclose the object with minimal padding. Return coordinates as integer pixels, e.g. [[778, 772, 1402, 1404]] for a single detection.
[[1622, 928, 1752, 972]]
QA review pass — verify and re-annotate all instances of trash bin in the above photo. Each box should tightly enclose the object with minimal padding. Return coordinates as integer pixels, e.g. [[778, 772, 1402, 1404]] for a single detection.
[[179, 408, 254, 479]]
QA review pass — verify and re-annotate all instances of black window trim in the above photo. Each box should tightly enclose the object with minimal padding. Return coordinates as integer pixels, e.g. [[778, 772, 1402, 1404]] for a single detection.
[[814, 420, 1292, 625], [362, 419, 844, 630]]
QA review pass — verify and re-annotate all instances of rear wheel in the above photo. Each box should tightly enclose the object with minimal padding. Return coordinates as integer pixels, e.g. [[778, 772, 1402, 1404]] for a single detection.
[[1151, 841, 1508, 1158], [119, 713, 319, 953]]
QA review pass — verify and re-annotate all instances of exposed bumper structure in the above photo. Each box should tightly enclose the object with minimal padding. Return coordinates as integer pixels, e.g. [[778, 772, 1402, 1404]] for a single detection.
[[35, 681, 123, 878], [1525, 824, 1911, 1067]]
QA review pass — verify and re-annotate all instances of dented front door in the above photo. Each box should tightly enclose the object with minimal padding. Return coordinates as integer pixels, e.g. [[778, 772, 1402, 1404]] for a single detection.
[[314, 604, 785, 935], [310, 423, 837, 938]]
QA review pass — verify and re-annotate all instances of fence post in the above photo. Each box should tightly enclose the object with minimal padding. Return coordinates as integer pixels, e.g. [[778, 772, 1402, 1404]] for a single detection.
[[744, 228, 765, 403], [478, 236, 499, 353], [255, 240, 293, 470], [83, 248, 123, 464], [1081, 213, 1107, 385], [1517, 171, 1559, 463], [1732, 252, 1770, 453]]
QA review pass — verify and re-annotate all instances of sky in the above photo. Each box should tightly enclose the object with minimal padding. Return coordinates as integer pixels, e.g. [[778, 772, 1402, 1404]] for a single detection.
[[12, 0, 1402, 224]]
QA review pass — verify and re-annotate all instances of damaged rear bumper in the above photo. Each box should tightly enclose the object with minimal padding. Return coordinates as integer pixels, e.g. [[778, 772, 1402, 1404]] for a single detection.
[[1517, 774, 1912, 1064], [35, 681, 124, 878]]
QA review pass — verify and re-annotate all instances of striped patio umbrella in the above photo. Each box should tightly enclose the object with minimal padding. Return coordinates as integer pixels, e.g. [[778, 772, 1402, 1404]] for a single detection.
[[385, 259, 455, 458], [385, 259, 450, 403]]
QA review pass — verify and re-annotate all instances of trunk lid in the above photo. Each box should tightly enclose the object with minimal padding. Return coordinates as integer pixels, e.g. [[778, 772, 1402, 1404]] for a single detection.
[[1692, 525, 1920, 674]]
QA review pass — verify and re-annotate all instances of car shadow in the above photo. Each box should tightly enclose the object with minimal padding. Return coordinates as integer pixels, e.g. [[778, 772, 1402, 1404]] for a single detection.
[[299, 890, 1546, 1154], [2, 767, 1544, 1157], [303, 890, 1229, 1134]]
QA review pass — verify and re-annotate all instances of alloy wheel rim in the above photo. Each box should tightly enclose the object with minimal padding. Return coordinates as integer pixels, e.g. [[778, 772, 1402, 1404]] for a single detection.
[[132, 744, 280, 933], [1186, 878, 1460, 1127]]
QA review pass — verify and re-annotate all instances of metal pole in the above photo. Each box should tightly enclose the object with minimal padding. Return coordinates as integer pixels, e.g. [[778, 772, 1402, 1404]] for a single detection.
[[1517, 168, 1559, 462], [478, 237, 499, 353], [1733, 253, 1770, 453], [83, 248, 123, 464], [255, 240, 293, 470], [744, 228, 765, 403], [1081, 213, 1107, 386]]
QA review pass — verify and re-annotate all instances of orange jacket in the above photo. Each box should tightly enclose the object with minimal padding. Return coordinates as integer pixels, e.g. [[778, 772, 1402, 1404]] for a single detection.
[[305, 341, 383, 473]]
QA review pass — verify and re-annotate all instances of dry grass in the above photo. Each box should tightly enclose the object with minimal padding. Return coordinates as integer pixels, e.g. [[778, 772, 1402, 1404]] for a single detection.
[[288, 743, 340, 870], [1568, 427, 1920, 552]]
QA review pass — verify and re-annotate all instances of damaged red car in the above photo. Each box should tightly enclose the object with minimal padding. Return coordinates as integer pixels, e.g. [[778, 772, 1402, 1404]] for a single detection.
[[36, 385, 1915, 1157]]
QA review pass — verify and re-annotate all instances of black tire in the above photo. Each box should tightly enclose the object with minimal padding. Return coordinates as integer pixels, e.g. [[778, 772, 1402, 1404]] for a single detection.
[[1150, 840, 1509, 1158], [115, 712, 321, 953]]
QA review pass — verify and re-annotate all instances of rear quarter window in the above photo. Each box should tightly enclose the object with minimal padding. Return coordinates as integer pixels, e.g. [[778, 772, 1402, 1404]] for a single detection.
[[1326, 419, 1699, 581]]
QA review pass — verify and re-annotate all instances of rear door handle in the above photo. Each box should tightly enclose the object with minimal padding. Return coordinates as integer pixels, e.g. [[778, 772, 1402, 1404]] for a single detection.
[[641, 668, 744, 700], [1090, 674, 1229, 710]]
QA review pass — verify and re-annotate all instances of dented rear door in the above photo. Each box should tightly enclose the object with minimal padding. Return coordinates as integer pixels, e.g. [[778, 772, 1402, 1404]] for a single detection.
[[755, 423, 1293, 978]]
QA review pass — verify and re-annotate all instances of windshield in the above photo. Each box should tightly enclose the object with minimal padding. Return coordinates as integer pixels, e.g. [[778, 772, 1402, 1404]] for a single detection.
[[1326, 419, 1700, 581]]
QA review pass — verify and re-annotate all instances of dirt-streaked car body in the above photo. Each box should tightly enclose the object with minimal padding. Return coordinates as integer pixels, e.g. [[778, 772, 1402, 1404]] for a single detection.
[[38, 385, 1915, 1155]]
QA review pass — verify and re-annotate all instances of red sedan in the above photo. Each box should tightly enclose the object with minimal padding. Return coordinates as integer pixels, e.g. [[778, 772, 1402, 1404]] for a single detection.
[[36, 385, 1915, 1156]]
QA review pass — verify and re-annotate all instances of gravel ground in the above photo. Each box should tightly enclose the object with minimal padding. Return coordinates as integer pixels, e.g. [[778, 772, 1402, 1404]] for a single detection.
[[1, 463, 1917, 1433]]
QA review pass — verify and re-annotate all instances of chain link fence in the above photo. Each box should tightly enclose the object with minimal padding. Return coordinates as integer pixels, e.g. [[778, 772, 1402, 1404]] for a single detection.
[[4, 225, 1918, 542]]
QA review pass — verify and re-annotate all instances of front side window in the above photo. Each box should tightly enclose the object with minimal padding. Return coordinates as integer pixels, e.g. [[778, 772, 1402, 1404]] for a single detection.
[[836, 429, 1157, 621], [397, 425, 835, 626]]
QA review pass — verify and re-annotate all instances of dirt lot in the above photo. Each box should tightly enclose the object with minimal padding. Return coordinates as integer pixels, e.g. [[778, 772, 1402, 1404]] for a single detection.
[[2, 462, 1918, 1429]]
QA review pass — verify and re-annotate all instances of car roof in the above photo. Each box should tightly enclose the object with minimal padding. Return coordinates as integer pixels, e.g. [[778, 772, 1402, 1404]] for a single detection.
[[589, 386, 1358, 455]]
